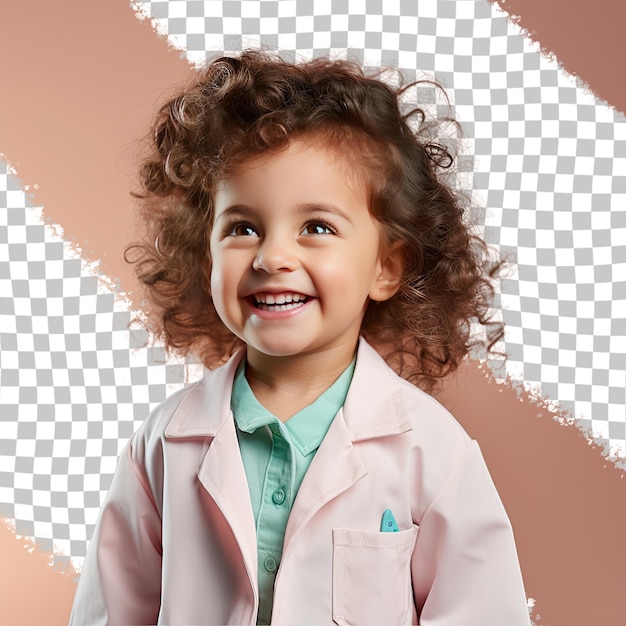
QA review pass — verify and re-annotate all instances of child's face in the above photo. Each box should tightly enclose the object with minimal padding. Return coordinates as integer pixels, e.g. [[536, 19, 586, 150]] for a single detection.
[[209, 139, 398, 362]]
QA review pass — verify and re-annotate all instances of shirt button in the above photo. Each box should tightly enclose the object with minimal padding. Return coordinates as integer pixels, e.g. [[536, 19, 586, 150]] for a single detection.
[[272, 488, 286, 505], [264, 555, 278, 573]]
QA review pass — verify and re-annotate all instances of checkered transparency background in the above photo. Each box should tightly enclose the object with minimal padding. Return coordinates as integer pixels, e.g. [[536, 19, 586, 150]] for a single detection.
[[0, 0, 624, 568]]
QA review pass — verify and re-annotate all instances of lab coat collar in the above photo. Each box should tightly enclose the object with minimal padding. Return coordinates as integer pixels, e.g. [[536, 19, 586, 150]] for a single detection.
[[163, 337, 413, 442], [163, 348, 245, 439], [342, 338, 413, 441]]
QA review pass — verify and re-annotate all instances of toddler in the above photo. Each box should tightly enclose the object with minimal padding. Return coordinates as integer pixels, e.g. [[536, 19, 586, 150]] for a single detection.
[[70, 50, 530, 625]]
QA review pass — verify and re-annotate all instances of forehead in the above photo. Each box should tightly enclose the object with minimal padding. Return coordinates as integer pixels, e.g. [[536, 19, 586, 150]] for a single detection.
[[215, 138, 370, 204]]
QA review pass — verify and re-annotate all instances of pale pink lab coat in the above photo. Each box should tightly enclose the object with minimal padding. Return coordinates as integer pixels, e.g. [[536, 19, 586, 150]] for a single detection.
[[70, 339, 530, 626]]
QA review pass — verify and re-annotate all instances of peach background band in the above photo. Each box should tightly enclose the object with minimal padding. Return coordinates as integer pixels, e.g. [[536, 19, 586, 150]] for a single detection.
[[0, 1, 624, 625], [493, 0, 626, 115]]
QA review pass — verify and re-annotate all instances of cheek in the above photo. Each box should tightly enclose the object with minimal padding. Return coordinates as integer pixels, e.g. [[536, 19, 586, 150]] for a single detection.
[[208, 238, 227, 283], [209, 257, 227, 304]]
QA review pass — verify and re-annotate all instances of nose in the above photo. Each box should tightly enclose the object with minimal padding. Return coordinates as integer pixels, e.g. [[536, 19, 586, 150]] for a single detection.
[[252, 236, 297, 273]]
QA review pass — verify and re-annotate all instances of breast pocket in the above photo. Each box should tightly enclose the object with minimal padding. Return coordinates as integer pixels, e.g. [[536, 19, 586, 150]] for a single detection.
[[332, 525, 418, 626]]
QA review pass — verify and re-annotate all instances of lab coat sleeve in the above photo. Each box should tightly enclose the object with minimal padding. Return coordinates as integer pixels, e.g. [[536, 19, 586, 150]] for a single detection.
[[412, 440, 530, 626], [68, 437, 163, 626]]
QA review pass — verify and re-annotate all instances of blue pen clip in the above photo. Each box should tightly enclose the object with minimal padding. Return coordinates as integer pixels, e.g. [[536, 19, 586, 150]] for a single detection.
[[381, 508, 399, 532]]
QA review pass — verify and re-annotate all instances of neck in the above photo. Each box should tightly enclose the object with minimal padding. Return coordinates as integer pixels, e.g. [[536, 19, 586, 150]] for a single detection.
[[244, 344, 357, 421]]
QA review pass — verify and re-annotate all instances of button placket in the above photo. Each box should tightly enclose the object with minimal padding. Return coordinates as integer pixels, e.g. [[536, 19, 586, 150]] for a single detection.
[[256, 422, 293, 623]]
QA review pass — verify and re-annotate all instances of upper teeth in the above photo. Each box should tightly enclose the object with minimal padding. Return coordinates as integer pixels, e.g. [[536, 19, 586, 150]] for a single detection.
[[255, 293, 307, 305]]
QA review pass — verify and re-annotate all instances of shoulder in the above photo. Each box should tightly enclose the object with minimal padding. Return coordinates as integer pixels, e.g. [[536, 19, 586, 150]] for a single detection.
[[133, 378, 205, 446], [128, 352, 242, 464], [352, 338, 471, 450], [391, 365, 471, 449], [123, 378, 206, 480]]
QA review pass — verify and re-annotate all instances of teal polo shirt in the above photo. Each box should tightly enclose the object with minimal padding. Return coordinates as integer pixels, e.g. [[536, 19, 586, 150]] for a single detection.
[[231, 359, 356, 626]]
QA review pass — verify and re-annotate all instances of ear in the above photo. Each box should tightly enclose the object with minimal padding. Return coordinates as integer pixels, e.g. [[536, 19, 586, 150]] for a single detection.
[[369, 241, 405, 302]]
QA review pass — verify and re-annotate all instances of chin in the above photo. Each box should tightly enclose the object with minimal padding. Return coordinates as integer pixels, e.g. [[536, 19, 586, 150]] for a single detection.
[[250, 343, 306, 358], [245, 334, 317, 358]]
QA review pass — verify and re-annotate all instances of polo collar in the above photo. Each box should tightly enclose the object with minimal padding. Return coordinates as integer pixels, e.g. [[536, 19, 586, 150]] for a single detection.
[[232, 358, 356, 456]]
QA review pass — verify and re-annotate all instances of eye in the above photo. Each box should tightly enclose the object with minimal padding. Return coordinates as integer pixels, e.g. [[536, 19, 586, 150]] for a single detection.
[[301, 221, 337, 236], [227, 222, 258, 237]]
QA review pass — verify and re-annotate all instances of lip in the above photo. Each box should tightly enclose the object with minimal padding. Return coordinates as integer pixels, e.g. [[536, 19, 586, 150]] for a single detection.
[[246, 288, 311, 297]]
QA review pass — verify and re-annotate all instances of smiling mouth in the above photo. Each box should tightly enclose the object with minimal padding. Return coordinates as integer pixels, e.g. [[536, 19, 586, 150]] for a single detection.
[[251, 292, 311, 311]]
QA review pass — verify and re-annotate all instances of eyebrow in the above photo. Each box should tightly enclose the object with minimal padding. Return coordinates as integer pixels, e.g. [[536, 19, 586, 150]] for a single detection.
[[213, 205, 255, 222], [299, 203, 353, 224], [214, 203, 353, 224]]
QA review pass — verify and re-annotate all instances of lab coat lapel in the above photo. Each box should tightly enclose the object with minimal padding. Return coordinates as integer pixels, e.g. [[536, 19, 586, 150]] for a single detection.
[[165, 349, 258, 602], [283, 408, 367, 551], [196, 415, 258, 597]]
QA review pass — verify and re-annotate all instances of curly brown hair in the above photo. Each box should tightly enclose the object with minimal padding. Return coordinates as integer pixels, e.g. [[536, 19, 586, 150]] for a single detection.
[[126, 49, 504, 391]]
